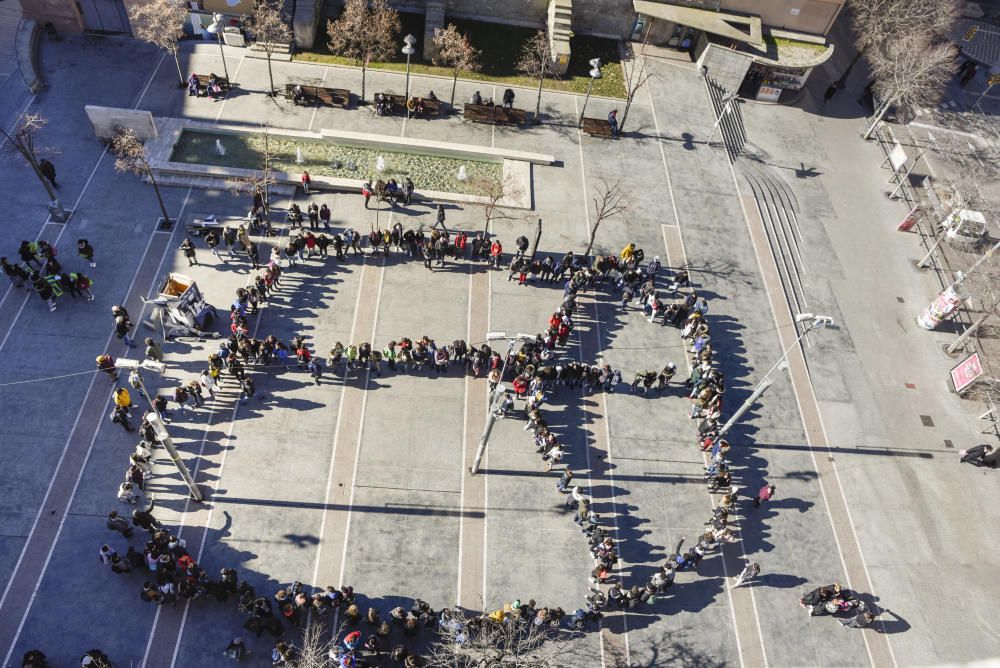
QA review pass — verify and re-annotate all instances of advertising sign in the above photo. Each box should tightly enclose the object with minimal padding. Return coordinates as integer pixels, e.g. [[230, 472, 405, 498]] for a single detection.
[[951, 353, 983, 393], [896, 205, 920, 232]]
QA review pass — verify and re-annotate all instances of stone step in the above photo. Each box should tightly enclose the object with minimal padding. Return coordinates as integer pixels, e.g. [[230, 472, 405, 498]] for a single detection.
[[553, 7, 572, 21]]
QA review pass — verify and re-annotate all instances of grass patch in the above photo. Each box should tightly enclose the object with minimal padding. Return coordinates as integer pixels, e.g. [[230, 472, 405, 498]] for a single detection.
[[299, 14, 625, 99], [763, 35, 827, 53]]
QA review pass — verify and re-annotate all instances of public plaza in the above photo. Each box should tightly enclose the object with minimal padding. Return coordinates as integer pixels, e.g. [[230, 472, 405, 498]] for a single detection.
[[0, 13, 997, 668]]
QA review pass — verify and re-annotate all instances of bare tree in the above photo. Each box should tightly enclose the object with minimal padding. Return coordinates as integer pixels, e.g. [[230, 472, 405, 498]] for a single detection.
[[851, 0, 960, 55], [426, 613, 576, 667], [583, 178, 627, 257], [247, 0, 292, 97], [432, 24, 481, 108], [850, 0, 960, 138], [467, 173, 523, 238], [518, 30, 554, 123], [111, 128, 172, 228], [327, 0, 400, 103], [863, 39, 956, 139], [618, 57, 653, 134], [227, 123, 277, 231], [583, 178, 628, 257], [0, 113, 62, 215], [127, 0, 188, 87], [950, 258, 1000, 355], [294, 620, 339, 668]]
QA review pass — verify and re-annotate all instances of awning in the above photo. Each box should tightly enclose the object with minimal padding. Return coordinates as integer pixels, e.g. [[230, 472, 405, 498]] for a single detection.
[[634, 0, 764, 47]]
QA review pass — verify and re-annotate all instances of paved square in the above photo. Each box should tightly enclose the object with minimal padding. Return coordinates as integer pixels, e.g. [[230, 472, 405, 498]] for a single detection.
[[0, 27, 997, 668]]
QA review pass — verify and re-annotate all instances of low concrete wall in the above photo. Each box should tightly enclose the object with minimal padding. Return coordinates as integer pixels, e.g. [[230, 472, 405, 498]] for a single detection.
[[85, 105, 158, 141]]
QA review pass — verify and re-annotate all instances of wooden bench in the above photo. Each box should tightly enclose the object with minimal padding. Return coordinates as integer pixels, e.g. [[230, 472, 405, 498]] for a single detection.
[[581, 117, 617, 138], [193, 74, 230, 93], [285, 83, 351, 108], [463, 103, 527, 126], [374, 93, 444, 117]]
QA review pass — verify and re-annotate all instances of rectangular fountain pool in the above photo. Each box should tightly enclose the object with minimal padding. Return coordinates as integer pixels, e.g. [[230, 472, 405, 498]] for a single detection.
[[169, 129, 503, 195]]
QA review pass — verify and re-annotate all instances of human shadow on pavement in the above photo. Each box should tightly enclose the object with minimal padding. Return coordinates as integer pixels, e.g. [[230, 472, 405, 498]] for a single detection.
[[622, 629, 728, 668], [755, 572, 809, 589]]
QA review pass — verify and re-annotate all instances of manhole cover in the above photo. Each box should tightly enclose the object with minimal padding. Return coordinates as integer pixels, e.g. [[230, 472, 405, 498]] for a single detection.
[[920, 415, 934, 427]]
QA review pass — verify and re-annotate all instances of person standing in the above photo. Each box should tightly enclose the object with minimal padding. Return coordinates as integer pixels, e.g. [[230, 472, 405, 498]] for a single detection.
[[115, 312, 136, 348], [223, 227, 238, 258], [96, 353, 119, 382], [247, 242, 260, 270], [180, 237, 198, 266], [30, 272, 56, 311], [144, 337, 164, 362], [434, 204, 446, 231], [106, 510, 134, 537], [301, 170, 311, 194], [753, 483, 775, 508], [403, 177, 415, 205], [307, 203, 319, 229], [0, 257, 28, 288], [362, 181, 372, 209], [111, 404, 134, 432], [319, 203, 331, 231], [77, 239, 97, 267], [732, 562, 760, 588], [308, 357, 324, 385], [840, 608, 876, 629], [206, 229, 222, 260], [38, 158, 58, 188], [114, 386, 134, 417]]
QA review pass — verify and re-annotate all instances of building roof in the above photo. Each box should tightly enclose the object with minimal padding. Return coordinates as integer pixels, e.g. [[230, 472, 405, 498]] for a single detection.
[[633, 0, 764, 47]]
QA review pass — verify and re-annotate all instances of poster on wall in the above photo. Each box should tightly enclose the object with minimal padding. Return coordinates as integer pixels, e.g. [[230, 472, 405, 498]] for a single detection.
[[757, 85, 781, 102]]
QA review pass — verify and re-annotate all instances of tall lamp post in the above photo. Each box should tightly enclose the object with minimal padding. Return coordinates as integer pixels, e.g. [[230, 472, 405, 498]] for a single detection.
[[714, 313, 833, 442], [116, 358, 204, 501], [470, 331, 534, 475], [206, 13, 230, 83], [402, 34, 417, 115], [578, 58, 602, 126]]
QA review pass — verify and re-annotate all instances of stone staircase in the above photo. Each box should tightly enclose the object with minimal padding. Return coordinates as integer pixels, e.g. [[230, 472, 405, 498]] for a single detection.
[[247, 41, 294, 61], [548, 0, 572, 76], [423, 0, 446, 60]]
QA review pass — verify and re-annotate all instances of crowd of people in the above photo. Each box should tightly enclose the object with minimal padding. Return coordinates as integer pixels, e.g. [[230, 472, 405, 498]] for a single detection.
[[2, 238, 97, 311], [13, 186, 889, 665]]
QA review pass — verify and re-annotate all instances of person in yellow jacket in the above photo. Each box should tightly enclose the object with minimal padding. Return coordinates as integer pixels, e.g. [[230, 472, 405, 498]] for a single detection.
[[620, 243, 636, 261], [114, 387, 133, 413]]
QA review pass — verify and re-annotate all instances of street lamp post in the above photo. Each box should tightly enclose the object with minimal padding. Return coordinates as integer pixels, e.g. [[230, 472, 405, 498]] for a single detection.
[[714, 314, 833, 442], [707, 91, 738, 144], [402, 34, 417, 116], [117, 358, 204, 502], [470, 331, 535, 474], [578, 58, 602, 126], [207, 13, 230, 83]]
